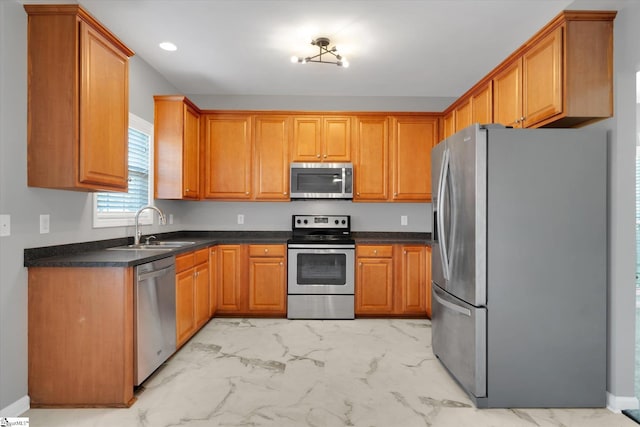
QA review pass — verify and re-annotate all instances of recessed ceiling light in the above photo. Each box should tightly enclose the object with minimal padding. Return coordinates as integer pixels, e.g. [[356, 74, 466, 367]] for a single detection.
[[159, 42, 177, 52]]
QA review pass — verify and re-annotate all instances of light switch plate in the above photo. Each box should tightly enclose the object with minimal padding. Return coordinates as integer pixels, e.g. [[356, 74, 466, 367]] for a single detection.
[[237, 214, 245, 225], [0, 214, 10, 236], [40, 214, 50, 234], [401, 215, 408, 226]]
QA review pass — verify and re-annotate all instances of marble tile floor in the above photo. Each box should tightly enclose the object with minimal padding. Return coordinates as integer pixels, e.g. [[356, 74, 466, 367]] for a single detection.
[[25, 318, 636, 427]]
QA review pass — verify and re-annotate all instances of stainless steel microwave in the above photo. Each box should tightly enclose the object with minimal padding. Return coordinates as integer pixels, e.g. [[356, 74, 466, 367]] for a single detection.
[[290, 162, 353, 199]]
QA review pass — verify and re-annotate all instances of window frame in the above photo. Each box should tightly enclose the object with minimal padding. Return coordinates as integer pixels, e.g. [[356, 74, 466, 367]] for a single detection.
[[92, 113, 155, 228]]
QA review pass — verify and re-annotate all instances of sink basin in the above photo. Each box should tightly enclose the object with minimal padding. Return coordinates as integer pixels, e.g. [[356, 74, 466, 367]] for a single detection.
[[107, 241, 196, 251]]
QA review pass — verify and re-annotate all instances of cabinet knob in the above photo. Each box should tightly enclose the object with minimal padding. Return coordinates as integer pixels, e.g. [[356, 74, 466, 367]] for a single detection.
[[359, 262, 363, 267], [394, 192, 398, 196], [245, 191, 249, 195], [280, 262, 283, 266], [264, 248, 269, 253], [357, 192, 360, 196], [316, 154, 321, 158], [373, 249, 378, 255], [404, 250, 407, 254], [284, 192, 288, 195], [323, 154, 327, 158], [185, 188, 190, 192]]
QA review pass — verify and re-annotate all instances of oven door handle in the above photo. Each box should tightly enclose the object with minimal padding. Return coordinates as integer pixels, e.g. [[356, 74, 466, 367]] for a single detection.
[[287, 244, 355, 250]]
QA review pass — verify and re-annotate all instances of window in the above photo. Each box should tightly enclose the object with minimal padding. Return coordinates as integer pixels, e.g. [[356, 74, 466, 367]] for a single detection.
[[93, 114, 154, 228]]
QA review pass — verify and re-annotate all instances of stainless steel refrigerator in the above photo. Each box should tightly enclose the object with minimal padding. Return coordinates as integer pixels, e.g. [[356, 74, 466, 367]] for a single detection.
[[431, 124, 607, 408]]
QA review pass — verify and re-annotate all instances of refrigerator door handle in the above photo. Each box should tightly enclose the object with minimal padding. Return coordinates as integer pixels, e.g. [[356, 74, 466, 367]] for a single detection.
[[437, 147, 451, 280], [433, 290, 471, 317]]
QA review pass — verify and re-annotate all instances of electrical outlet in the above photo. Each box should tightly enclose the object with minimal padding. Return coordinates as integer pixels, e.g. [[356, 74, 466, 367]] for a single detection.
[[40, 214, 50, 234], [169, 214, 174, 225], [0, 214, 10, 237], [401, 215, 408, 226], [237, 214, 245, 225]]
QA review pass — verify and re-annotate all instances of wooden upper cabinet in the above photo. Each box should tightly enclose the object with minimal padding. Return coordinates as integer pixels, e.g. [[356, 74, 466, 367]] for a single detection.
[[441, 111, 455, 140], [253, 116, 290, 200], [493, 59, 523, 128], [454, 100, 472, 132], [471, 82, 493, 125], [203, 114, 252, 199], [391, 116, 438, 202], [291, 116, 351, 162], [491, 11, 615, 128], [154, 96, 201, 199], [522, 26, 563, 127], [25, 5, 134, 192], [353, 116, 389, 201]]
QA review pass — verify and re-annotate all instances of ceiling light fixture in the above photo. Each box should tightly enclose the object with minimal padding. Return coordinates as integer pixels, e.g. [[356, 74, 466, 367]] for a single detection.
[[159, 41, 177, 51], [290, 37, 349, 68]]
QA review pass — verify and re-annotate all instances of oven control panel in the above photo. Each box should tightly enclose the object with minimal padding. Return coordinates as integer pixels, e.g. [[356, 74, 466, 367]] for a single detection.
[[292, 215, 350, 230]]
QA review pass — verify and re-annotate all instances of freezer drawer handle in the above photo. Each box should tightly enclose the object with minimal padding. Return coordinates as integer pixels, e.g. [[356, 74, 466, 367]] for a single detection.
[[434, 291, 471, 317]]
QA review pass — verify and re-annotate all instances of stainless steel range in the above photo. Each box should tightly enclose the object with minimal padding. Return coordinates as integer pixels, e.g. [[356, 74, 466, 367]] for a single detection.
[[287, 215, 355, 319]]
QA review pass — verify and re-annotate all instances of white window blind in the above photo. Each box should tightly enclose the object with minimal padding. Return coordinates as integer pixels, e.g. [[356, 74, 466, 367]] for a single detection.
[[93, 114, 153, 228]]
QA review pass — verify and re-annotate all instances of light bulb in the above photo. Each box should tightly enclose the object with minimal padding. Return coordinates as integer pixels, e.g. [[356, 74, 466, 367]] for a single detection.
[[159, 41, 177, 51], [291, 56, 299, 63], [342, 59, 349, 68]]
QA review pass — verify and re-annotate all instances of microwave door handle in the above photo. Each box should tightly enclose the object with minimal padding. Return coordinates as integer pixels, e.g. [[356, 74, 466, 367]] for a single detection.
[[437, 148, 451, 281], [342, 168, 346, 194]]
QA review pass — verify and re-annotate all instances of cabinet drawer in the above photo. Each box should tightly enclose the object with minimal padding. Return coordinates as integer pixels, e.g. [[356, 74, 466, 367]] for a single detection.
[[356, 245, 393, 258], [248, 244, 285, 257], [175, 253, 195, 273], [194, 248, 209, 265]]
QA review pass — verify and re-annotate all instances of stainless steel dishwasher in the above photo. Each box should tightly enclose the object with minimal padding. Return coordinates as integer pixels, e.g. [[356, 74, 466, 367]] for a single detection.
[[135, 256, 176, 385]]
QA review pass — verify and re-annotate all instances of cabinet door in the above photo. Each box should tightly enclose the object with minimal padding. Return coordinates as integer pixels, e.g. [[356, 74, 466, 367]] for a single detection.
[[176, 269, 195, 347], [323, 117, 352, 162], [217, 245, 243, 312], [454, 100, 472, 133], [493, 59, 523, 128], [291, 117, 322, 162], [194, 262, 209, 329], [79, 21, 129, 190], [471, 82, 493, 125], [391, 116, 438, 201], [253, 116, 290, 200], [248, 256, 286, 313], [397, 245, 427, 315], [441, 111, 455, 140], [209, 247, 217, 317], [182, 104, 200, 198], [356, 257, 394, 314], [522, 27, 563, 127], [354, 116, 389, 201], [203, 115, 252, 199]]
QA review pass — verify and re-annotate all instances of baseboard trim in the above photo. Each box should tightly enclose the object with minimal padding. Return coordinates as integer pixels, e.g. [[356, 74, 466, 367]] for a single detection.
[[607, 392, 639, 413], [0, 395, 30, 417]]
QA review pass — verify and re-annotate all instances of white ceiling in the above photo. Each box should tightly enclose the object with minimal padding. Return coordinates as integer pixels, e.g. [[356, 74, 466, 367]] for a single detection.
[[23, 0, 626, 99]]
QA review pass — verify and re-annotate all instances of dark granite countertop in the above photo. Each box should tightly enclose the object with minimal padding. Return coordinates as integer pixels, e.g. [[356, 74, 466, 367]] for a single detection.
[[24, 230, 432, 268]]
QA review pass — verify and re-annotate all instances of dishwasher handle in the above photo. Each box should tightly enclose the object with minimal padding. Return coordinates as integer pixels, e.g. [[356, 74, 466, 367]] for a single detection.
[[138, 265, 175, 281]]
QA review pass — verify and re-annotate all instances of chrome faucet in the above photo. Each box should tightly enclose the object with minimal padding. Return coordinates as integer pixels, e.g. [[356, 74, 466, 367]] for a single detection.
[[134, 205, 166, 245]]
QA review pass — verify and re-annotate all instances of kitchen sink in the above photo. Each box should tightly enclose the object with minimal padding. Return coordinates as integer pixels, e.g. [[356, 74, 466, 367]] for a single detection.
[[107, 241, 196, 251]]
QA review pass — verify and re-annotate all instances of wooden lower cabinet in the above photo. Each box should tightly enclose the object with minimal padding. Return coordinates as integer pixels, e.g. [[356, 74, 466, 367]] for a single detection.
[[355, 245, 394, 313], [28, 267, 135, 407], [216, 244, 287, 316], [356, 244, 430, 317], [176, 248, 210, 348]]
